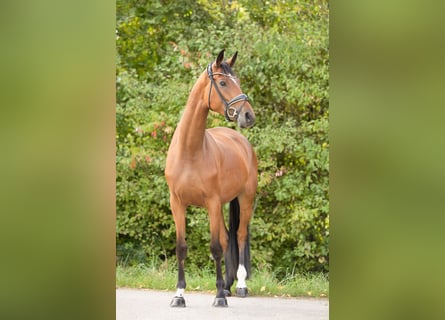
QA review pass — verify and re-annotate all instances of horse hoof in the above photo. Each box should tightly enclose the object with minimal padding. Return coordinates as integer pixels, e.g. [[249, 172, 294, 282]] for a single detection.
[[170, 296, 186, 307], [212, 297, 228, 307], [223, 289, 232, 297], [236, 287, 248, 297]]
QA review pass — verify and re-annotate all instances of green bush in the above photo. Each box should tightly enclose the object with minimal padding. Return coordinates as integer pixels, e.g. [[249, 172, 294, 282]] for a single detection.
[[116, 0, 329, 274], [245, 117, 329, 273]]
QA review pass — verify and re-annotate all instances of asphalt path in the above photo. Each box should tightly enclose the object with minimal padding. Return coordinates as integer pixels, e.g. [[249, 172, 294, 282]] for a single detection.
[[116, 288, 329, 320]]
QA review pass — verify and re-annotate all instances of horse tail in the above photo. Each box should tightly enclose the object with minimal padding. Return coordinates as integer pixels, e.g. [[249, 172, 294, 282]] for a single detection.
[[227, 198, 251, 280]]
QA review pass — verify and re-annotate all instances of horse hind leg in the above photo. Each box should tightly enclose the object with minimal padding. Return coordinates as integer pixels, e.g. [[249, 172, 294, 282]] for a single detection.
[[235, 197, 253, 298], [235, 233, 250, 297], [223, 197, 251, 298]]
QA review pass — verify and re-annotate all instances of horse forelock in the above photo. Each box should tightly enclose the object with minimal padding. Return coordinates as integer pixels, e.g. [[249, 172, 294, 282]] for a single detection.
[[220, 62, 235, 76]]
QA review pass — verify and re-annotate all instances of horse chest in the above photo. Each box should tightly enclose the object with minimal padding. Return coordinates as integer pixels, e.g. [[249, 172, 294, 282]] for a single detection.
[[167, 163, 218, 205]]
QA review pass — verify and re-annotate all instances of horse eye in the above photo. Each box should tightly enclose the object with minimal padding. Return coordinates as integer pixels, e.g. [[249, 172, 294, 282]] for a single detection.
[[219, 80, 226, 87]]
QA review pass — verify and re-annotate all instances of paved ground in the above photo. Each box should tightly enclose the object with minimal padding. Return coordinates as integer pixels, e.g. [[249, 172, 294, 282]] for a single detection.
[[116, 288, 329, 320]]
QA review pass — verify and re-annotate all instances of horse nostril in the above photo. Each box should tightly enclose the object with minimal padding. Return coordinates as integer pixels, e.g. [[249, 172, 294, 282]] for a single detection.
[[245, 112, 255, 124]]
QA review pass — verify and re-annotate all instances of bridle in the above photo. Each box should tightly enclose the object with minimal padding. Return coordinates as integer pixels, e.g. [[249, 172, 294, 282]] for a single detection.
[[207, 63, 249, 121]]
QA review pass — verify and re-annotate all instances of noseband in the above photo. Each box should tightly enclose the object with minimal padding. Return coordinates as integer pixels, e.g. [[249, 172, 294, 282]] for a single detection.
[[207, 63, 249, 121]]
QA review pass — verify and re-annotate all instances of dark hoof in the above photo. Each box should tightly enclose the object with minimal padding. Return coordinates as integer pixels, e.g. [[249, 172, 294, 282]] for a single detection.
[[223, 289, 232, 297], [212, 297, 228, 307], [236, 287, 248, 297], [170, 296, 186, 308]]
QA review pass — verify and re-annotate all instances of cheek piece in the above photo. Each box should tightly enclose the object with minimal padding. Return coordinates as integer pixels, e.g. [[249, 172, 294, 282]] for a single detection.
[[207, 63, 249, 121]]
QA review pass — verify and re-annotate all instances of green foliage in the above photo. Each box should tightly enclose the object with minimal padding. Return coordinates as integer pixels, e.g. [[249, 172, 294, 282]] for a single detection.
[[245, 118, 329, 273], [116, 0, 329, 274], [116, 263, 329, 297]]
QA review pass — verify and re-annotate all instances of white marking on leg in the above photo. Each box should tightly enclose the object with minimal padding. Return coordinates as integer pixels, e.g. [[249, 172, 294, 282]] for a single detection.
[[236, 264, 247, 288], [175, 288, 184, 297]]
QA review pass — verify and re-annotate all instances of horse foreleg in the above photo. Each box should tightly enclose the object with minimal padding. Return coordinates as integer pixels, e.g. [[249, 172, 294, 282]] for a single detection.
[[208, 201, 228, 307], [170, 198, 187, 307]]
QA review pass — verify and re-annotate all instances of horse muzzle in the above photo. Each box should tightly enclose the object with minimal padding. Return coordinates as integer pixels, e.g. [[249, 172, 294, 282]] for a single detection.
[[237, 107, 255, 128]]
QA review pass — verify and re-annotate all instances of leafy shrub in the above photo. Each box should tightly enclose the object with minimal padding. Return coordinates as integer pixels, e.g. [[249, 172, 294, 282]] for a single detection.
[[245, 117, 329, 273], [116, 0, 329, 274]]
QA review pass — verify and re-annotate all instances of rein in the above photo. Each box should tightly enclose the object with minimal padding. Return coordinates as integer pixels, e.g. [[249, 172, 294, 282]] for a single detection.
[[207, 63, 249, 121]]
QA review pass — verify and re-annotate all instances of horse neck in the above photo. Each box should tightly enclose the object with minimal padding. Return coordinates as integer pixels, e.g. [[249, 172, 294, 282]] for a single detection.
[[176, 73, 209, 157]]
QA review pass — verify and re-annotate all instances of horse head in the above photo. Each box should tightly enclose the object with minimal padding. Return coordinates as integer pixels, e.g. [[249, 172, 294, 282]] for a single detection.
[[207, 49, 256, 128]]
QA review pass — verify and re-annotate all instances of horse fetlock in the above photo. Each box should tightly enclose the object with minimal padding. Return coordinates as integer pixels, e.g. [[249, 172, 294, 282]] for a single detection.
[[215, 279, 225, 289]]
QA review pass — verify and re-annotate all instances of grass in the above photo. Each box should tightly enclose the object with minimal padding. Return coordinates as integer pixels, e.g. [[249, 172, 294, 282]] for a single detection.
[[116, 261, 328, 298]]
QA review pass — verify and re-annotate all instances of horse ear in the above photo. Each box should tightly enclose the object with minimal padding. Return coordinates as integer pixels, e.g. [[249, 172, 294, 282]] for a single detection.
[[216, 49, 225, 67], [227, 51, 238, 67]]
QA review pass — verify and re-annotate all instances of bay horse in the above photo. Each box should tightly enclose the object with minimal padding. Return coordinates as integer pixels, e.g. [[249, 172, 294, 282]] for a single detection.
[[165, 49, 258, 307]]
